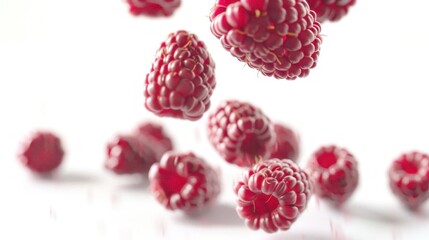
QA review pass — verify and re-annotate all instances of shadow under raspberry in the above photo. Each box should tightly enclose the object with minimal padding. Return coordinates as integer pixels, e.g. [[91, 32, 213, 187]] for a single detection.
[[175, 202, 244, 227], [343, 204, 406, 224]]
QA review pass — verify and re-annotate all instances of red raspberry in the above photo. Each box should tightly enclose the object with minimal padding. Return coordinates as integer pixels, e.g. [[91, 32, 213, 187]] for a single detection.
[[135, 122, 174, 160], [18, 131, 65, 174], [209, 0, 322, 80], [234, 158, 311, 233], [269, 123, 299, 162], [149, 152, 220, 212], [306, 0, 356, 23], [144, 30, 216, 121], [388, 152, 429, 209], [307, 145, 358, 205], [207, 100, 275, 168], [105, 123, 173, 175], [126, 0, 181, 17]]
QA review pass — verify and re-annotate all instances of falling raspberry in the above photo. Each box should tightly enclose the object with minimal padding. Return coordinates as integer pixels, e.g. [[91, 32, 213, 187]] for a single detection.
[[149, 152, 221, 212], [269, 123, 300, 162], [234, 158, 312, 233], [307, 145, 358, 206], [144, 30, 216, 121], [388, 151, 429, 209], [135, 122, 174, 160], [306, 0, 356, 23], [18, 131, 65, 174], [126, 0, 181, 17], [105, 123, 173, 175], [207, 100, 275, 168], [210, 0, 322, 80]]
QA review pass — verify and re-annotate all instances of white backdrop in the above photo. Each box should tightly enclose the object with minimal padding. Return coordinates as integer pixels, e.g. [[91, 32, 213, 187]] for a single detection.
[[1, 0, 429, 239]]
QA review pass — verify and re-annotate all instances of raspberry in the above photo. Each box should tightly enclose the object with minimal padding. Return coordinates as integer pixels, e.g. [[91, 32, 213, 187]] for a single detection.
[[307, 145, 358, 205], [388, 152, 429, 209], [126, 0, 181, 17], [135, 122, 174, 160], [207, 100, 275, 168], [149, 152, 220, 212], [18, 131, 64, 174], [210, 0, 322, 80], [234, 159, 311, 233], [269, 123, 299, 162], [105, 123, 173, 175], [306, 0, 356, 23], [144, 30, 216, 121]]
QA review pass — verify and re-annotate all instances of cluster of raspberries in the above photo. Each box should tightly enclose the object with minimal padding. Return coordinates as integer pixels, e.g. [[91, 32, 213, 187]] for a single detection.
[[24, 0, 429, 236]]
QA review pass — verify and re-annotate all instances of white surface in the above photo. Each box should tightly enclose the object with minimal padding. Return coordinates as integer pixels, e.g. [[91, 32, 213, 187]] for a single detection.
[[1, 0, 429, 239]]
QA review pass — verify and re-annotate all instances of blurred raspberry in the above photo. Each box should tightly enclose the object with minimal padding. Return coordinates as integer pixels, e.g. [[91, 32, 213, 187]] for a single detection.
[[306, 0, 356, 23], [207, 100, 275, 167], [210, 0, 322, 80], [127, 0, 181, 17], [389, 151, 429, 209], [18, 131, 64, 174], [307, 145, 358, 205], [269, 123, 300, 162], [144, 30, 216, 121], [149, 152, 220, 212], [234, 158, 312, 233], [106, 123, 173, 175]]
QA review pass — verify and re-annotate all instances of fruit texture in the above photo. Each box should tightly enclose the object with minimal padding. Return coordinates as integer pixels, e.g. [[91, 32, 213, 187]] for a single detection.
[[234, 158, 312, 233], [210, 0, 322, 80], [149, 152, 221, 212], [127, 0, 181, 17], [307, 145, 358, 205], [18, 131, 64, 174], [144, 30, 216, 121], [269, 123, 299, 161], [105, 123, 173, 175], [306, 0, 356, 23], [389, 151, 429, 209], [207, 100, 275, 168]]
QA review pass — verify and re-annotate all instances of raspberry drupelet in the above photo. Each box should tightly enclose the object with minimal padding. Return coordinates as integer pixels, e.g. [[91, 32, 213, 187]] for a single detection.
[[149, 152, 221, 212], [269, 123, 300, 162], [127, 0, 181, 17], [388, 151, 429, 209], [105, 123, 173, 175], [18, 131, 65, 174], [210, 0, 322, 80], [207, 100, 276, 168], [144, 30, 216, 121], [234, 158, 312, 233], [307, 145, 358, 206], [306, 0, 356, 23]]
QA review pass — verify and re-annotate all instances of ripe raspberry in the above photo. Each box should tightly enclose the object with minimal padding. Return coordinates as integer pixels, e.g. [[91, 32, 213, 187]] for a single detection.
[[207, 100, 275, 168], [149, 152, 220, 212], [210, 0, 322, 80], [126, 0, 181, 17], [18, 131, 64, 174], [388, 152, 429, 209], [105, 124, 173, 175], [306, 0, 356, 23], [269, 123, 299, 162], [135, 122, 174, 160], [307, 145, 358, 205], [144, 30, 216, 121], [234, 158, 311, 233]]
